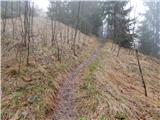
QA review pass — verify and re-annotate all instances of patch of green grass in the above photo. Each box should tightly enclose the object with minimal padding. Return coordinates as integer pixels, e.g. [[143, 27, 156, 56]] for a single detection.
[[99, 115, 106, 120], [83, 60, 99, 95], [83, 71, 97, 96], [30, 84, 46, 94], [80, 117, 87, 120], [85, 73, 93, 81], [85, 60, 99, 82], [115, 112, 126, 120], [58, 63, 69, 72], [48, 80, 56, 89], [79, 59, 101, 113], [10, 86, 30, 106], [89, 60, 99, 72], [11, 91, 24, 106], [33, 96, 46, 117]]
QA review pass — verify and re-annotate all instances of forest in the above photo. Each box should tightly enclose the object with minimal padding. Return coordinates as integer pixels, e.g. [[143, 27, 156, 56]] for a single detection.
[[1, 0, 160, 120]]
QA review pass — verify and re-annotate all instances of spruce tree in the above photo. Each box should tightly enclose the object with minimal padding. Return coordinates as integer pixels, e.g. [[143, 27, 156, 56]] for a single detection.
[[105, 1, 134, 48]]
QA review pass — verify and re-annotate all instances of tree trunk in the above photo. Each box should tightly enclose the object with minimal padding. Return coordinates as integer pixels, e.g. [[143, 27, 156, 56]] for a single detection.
[[26, 1, 31, 65], [51, 14, 54, 46], [2, 1, 7, 35], [67, 26, 70, 44], [72, 1, 81, 56], [11, 2, 15, 39], [51, 2, 57, 46], [116, 46, 121, 57], [18, 1, 24, 42], [136, 50, 148, 97], [24, 1, 28, 46]]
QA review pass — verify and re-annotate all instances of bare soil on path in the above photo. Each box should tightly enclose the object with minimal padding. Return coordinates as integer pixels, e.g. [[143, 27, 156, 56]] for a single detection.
[[51, 44, 102, 120]]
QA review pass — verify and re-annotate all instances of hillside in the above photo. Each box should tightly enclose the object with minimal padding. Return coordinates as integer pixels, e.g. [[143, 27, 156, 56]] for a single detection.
[[1, 1, 160, 120], [75, 42, 160, 120], [1, 15, 160, 120], [1, 17, 99, 120], [1, 16, 160, 120]]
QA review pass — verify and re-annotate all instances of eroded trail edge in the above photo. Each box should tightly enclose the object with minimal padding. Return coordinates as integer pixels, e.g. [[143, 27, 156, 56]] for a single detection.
[[52, 44, 102, 120]]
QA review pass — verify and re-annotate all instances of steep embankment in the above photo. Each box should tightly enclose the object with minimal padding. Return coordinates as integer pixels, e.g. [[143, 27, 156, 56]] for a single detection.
[[75, 42, 160, 120], [1, 17, 99, 120]]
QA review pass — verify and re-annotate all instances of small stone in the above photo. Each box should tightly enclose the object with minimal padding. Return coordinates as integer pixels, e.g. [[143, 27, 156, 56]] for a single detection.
[[21, 111, 28, 117], [27, 95, 37, 104]]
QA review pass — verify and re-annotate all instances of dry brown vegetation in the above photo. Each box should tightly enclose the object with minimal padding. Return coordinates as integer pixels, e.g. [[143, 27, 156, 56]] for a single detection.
[[75, 42, 160, 120], [1, 17, 99, 120], [1, 16, 160, 120], [1, 1, 160, 120]]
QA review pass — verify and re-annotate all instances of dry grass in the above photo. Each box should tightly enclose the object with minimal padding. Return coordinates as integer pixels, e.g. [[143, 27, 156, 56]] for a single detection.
[[75, 42, 160, 120], [1, 17, 99, 120]]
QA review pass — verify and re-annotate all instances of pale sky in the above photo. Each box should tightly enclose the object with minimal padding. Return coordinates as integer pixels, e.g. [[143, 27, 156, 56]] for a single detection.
[[33, 0, 49, 11], [130, 0, 146, 21], [33, 0, 146, 23], [33, 0, 146, 13]]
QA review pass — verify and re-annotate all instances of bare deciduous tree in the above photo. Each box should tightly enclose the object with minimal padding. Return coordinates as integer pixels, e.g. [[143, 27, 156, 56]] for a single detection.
[[2, 1, 8, 36], [51, 2, 57, 46], [72, 1, 81, 56], [23, 1, 33, 65], [11, 2, 15, 39]]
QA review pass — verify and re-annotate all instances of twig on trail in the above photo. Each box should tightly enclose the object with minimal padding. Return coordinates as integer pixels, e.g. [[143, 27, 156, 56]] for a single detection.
[[136, 49, 148, 97]]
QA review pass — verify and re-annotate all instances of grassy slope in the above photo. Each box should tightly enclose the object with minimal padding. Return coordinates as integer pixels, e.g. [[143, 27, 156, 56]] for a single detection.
[[1, 17, 99, 120], [76, 42, 160, 120]]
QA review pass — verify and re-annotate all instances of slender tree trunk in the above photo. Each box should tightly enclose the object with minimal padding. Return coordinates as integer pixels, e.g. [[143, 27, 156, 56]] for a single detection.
[[67, 26, 70, 44], [31, 3, 34, 38], [67, 3, 70, 44], [51, 2, 57, 46], [60, 32, 63, 62], [55, 33, 61, 62], [51, 15, 54, 46], [30, 2, 35, 56], [24, 1, 28, 46], [2, 1, 7, 35], [111, 41, 114, 50], [18, 1, 24, 42], [53, 19, 57, 45], [26, 1, 31, 65], [78, 31, 81, 44], [113, 5, 116, 46], [72, 1, 81, 56], [136, 50, 148, 97], [11, 2, 15, 39], [18, 51, 22, 73], [116, 46, 121, 57]]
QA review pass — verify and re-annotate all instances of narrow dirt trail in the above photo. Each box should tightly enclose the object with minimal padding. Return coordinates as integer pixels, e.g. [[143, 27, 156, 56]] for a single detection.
[[52, 45, 102, 120]]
